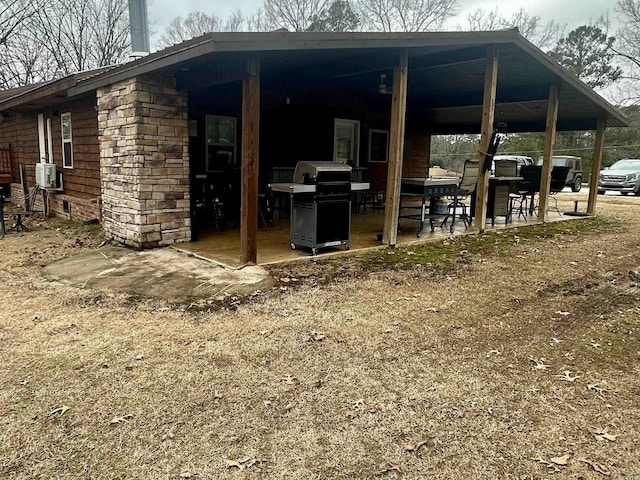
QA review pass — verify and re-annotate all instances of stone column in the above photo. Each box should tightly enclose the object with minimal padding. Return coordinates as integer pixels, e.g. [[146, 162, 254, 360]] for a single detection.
[[97, 75, 190, 248]]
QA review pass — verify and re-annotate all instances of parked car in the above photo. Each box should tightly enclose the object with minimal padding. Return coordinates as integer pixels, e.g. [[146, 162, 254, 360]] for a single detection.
[[598, 159, 640, 196], [491, 155, 533, 175], [535, 155, 583, 192]]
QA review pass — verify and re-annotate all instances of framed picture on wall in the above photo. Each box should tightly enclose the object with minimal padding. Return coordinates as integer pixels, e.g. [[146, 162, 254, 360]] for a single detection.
[[368, 129, 389, 163]]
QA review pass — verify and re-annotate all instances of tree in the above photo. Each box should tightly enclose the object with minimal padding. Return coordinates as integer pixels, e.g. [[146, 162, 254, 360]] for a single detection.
[[357, 0, 457, 32], [158, 12, 225, 48], [307, 0, 360, 32], [264, 0, 331, 31], [463, 7, 563, 50], [0, 18, 56, 87], [35, 0, 130, 76], [430, 134, 479, 172], [549, 25, 622, 90], [613, 1, 640, 78], [0, 0, 49, 88], [0, 0, 46, 47], [157, 10, 269, 48], [0, 0, 130, 89]]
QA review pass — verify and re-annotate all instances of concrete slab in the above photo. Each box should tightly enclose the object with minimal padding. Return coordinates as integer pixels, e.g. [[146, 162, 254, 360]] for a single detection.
[[42, 245, 270, 301]]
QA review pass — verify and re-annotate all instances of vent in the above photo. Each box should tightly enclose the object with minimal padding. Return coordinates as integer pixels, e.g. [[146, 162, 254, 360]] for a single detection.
[[128, 0, 150, 57]]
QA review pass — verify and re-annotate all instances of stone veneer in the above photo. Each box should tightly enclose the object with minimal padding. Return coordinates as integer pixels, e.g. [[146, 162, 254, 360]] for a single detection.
[[97, 75, 190, 248]]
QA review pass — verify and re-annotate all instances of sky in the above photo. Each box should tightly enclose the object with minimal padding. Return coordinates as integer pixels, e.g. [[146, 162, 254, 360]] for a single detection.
[[147, 0, 618, 37]]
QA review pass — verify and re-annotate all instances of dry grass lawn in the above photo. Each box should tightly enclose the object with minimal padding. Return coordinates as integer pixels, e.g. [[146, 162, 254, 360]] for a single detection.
[[1, 196, 640, 479]]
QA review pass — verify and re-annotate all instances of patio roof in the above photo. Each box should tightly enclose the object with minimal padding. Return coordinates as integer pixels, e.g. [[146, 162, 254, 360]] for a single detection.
[[62, 30, 627, 132], [0, 66, 115, 112]]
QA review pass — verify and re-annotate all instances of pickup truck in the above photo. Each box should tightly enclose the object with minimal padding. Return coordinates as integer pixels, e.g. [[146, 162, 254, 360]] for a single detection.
[[598, 159, 640, 196]]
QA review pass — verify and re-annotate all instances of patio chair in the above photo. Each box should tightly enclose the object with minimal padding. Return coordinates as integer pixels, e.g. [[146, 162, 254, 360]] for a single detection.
[[519, 165, 542, 216], [443, 158, 479, 228], [548, 166, 570, 215], [494, 159, 526, 222], [3, 184, 40, 233], [359, 190, 385, 214]]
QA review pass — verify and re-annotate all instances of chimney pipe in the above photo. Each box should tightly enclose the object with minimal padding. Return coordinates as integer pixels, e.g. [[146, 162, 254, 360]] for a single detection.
[[128, 0, 150, 58]]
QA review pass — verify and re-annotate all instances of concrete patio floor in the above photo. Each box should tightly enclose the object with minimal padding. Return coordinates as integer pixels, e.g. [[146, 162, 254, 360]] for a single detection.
[[174, 205, 576, 267]]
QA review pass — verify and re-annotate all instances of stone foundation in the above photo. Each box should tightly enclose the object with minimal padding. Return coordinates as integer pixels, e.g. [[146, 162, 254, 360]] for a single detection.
[[97, 75, 190, 248]]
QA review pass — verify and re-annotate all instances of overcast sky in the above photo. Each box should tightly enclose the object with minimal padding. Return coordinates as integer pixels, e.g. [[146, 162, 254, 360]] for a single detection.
[[147, 0, 616, 36]]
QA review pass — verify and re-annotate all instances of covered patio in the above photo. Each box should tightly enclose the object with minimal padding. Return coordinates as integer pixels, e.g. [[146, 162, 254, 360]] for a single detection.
[[69, 31, 627, 265], [174, 204, 581, 267]]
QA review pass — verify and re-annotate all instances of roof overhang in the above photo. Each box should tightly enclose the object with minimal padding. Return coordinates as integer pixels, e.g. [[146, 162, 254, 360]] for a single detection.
[[1, 31, 627, 131], [0, 66, 115, 112]]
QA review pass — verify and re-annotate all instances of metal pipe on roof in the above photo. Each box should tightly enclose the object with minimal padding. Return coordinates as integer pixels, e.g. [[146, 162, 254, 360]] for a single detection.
[[128, 0, 150, 58]]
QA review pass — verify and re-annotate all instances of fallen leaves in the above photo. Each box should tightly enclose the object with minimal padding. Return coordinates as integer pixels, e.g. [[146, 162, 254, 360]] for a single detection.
[[588, 427, 618, 442], [377, 463, 402, 475], [109, 414, 133, 425], [531, 457, 561, 473], [225, 457, 266, 471], [49, 405, 70, 417], [578, 458, 611, 476], [308, 330, 327, 342], [404, 440, 429, 453], [588, 384, 607, 394], [533, 451, 614, 476], [283, 374, 297, 385], [528, 356, 550, 370], [555, 370, 580, 382], [550, 453, 571, 466]]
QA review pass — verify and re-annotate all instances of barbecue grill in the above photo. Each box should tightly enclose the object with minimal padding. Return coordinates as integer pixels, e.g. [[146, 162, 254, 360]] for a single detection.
[[289, 161, 352, 255]]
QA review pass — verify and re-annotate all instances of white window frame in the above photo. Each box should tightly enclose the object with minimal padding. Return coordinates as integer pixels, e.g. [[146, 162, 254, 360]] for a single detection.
[[37, 113, 46, 163], [61, 112, 73, 169], [333, 118, 360, 166], [46, 117, 53, 164]]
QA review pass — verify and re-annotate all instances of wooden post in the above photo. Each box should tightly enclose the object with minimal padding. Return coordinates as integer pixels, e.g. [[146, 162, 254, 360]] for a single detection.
[[537, 85, 559, 222], [473, 47, 498, 232], [382, 49, 408, 246], [240, 57, 260, 264], [587, 118, 606, 215]]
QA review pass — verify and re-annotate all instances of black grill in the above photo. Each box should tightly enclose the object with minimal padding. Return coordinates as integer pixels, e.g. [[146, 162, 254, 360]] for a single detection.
[[290, 161, 352, 255]]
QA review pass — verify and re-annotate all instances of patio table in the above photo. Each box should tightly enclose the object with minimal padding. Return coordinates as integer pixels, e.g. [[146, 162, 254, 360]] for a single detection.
[[399, 177, 458, 236]]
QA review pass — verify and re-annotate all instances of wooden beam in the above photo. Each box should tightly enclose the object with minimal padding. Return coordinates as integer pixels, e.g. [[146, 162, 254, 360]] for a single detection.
[[537, 85, 559, 222], [473, 46, 498, 231], [382, 49, 409, 246], [587, 118, 606, 215], [240, 57, 260, 265]]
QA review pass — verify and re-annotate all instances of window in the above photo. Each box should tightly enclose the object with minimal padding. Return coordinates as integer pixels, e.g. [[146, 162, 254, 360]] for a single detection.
[[368, 129, 389, 163], [61, 112, 73, 168], [205, 115, 236, 172], [333, 119, 360, 165]]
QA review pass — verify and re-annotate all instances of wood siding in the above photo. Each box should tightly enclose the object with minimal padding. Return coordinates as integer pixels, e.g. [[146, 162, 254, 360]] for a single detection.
[[0, 94, 100, 200]]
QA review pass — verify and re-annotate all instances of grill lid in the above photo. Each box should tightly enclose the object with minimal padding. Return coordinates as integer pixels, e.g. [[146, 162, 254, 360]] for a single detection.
[[294, 161, 352, 184]]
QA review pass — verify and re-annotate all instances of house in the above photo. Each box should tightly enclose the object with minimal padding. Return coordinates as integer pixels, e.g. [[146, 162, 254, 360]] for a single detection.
[[0, 30, 627, 264]]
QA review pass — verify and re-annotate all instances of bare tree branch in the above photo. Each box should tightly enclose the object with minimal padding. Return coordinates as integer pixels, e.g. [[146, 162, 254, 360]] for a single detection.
[[358, 0, 456, 32]]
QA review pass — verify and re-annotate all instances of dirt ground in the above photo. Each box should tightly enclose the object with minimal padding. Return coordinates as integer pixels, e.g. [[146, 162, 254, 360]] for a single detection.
[[1, 196, 639, 479]]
